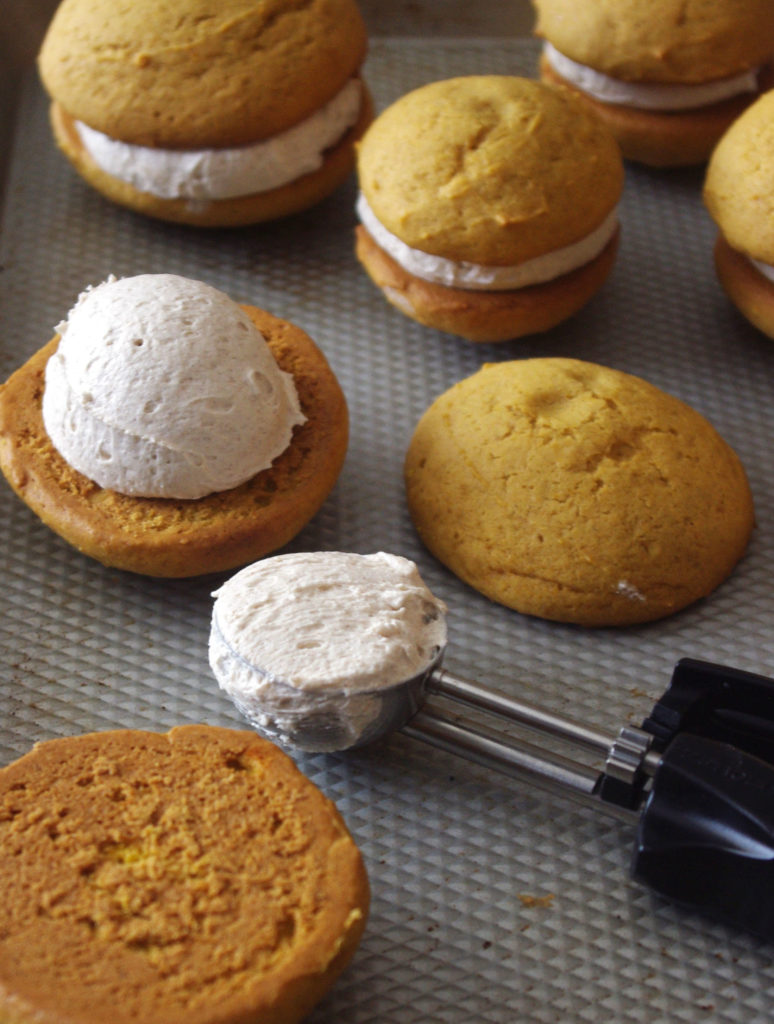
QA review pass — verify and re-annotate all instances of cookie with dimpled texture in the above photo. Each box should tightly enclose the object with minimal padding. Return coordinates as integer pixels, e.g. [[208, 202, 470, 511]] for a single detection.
[[404, 357, 754, 626], [0, 724, 369, 1024]]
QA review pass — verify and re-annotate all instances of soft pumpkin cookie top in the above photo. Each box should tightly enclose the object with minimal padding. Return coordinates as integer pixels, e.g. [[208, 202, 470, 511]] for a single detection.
[[38, 0, 368, 147], [704, 89, 774, 265], [404, 357, 754, 626], [356, 75, 623, 267]]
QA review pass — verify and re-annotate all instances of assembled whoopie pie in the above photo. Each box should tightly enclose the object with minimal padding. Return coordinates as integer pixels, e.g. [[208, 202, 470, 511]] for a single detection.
[[38, 0, 372, 225], [704, 90, 774, 340], [533, 0, 774, 167], [0, 275, 348, 577], [0, 725, 369, 1024], [404, 357, 755, 626], [355, 75, 624, 343]]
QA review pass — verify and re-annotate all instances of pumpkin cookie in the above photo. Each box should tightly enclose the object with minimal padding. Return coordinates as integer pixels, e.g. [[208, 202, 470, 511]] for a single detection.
[[355, 76, 623, 342], [404, 358, 754, 626], [0, 725, 369, 1024], [534, 0, 774, 166], [38, 0, 372, 225], [704, 89, 774, 339]]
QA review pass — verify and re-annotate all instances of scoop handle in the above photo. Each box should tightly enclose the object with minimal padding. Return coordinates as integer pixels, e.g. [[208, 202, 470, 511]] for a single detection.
[[632, 731, 774, 939]]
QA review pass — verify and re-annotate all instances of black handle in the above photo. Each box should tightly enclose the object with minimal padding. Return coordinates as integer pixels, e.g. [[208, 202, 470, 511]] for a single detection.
[[631, 732, 774, 940], [643, 658, 774, 762]]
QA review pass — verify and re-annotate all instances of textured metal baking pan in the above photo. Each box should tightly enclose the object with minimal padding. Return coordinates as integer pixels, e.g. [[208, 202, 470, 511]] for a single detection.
[[2, 34, 774, 1024]]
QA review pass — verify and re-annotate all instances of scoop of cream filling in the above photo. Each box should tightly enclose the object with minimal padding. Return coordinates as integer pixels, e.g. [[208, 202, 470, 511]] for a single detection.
[[543, 42, 760, 111], [75, 78, 363, 201], [209, 551, 448, 750], [356, 192, 619, 290], [42, 274, 305, 499]]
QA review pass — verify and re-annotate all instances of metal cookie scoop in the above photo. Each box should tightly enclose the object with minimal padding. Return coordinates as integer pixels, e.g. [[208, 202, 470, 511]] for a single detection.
[[210, 555, 774, 942], [209, 603, 442, 753]]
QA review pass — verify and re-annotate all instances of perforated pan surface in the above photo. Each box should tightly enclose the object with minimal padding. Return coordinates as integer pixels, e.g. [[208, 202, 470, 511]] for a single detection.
[[2, 38, 774, 1023]]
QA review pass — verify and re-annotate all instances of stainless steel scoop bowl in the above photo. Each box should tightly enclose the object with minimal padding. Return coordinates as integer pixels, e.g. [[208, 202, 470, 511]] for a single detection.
[[227, 648, 443, 753]]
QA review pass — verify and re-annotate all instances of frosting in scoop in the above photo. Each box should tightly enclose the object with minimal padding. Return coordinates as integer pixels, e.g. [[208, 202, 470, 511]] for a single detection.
[[42, 274, 305, 499], [209, 551, 448, 751]]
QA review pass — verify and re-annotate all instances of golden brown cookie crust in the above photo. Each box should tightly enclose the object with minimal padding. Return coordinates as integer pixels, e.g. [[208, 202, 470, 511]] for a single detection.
[[50, 90, 373, 227], [0, 725, 369, 1024], [0, 306, 348, 577], [712, 235, 774, 340], [533, 0, 774, 83], [38, 0, 368, 147], [703, 88, 774, 263], [355, 224, 620, 343], [404, 358, 754, 626], [541, 55, 774, 167], [356, 76, 623, 266]]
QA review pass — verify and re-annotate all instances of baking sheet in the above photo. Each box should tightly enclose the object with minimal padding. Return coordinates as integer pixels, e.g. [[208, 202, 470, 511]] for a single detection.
[[2, 37, 774, 1023]]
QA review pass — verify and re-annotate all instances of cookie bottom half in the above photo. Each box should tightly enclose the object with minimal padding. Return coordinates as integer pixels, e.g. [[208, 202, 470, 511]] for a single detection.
[[355, 225, 619, 343], [0, 306, 348, 577], [0, 725, 369, 1024]]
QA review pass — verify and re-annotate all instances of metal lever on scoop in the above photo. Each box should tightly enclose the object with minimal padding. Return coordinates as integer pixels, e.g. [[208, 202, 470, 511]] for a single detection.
[[403, 668, 648, 823], [401, 658, 774, 940]]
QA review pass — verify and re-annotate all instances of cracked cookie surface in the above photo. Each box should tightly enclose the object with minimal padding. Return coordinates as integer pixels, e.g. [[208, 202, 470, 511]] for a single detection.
[[404, 357, 754, 625], [356, 75, 623, 266]]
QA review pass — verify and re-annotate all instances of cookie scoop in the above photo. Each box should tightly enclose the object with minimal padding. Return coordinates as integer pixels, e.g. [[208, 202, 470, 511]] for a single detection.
[[210, 551, 447, 751], [209, 549, 774, 942]]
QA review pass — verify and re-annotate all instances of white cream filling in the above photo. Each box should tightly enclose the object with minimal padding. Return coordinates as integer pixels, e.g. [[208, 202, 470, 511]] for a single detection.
[[356, 192, 619, 291], [75, 78, 363, 201], [544, 42, 759, 111], [209, 551, 448, 751], [751, 256, 774, 283], [42, 274, 305, 500], [210, 551, 447, 693]]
